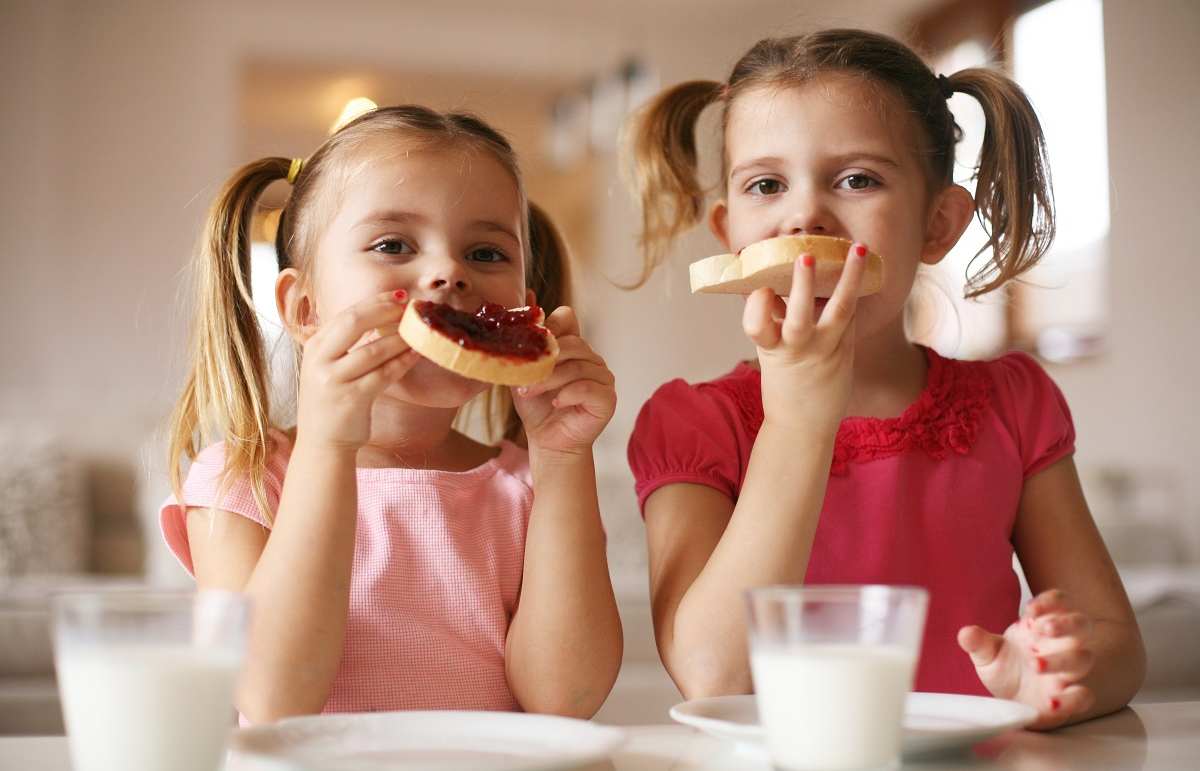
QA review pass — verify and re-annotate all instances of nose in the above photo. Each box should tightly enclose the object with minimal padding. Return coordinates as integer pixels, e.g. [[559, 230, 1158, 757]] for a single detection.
[[421, 252, 471, 297], [776, 193, 834, 238]]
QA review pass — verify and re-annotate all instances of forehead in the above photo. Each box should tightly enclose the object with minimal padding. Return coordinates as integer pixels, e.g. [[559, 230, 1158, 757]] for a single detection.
[[330, 136, 524, 227], [725, 73, 923, 167]]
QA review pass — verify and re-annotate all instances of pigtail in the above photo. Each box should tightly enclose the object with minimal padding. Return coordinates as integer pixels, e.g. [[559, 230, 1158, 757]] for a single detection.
[[626, 80, 723, 287], [949, 68, 1055, 298], [168, 157, 290, 523]]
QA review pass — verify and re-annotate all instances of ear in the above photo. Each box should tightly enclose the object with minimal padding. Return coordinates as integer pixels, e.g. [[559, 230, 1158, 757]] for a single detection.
[[707, 199, 731, 250], [276, 267, 318, 344], [921, 184, 975, 265]]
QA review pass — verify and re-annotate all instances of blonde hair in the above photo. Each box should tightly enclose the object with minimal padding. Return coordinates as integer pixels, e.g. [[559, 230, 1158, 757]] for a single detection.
[[168, 106, 572, 523], [627, 28, 1055, 298]]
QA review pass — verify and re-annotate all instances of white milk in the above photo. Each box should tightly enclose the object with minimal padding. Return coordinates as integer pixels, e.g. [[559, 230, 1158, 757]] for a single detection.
[[57, 643, 241, 771], [751, 644, 916, 771]]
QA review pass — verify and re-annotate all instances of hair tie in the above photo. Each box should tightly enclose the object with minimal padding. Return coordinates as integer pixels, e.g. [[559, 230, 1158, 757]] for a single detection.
[[286, 157, 305, 185], [936, 73, 954, 100]]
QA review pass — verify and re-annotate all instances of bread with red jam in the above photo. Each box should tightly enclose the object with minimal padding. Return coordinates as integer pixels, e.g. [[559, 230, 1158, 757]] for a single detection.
[[689, 235, 884, 297], [398, 300, 559, 386]]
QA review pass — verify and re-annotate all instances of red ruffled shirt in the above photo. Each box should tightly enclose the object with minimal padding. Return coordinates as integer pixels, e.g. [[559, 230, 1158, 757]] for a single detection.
[[628, 347, 1075, 695]]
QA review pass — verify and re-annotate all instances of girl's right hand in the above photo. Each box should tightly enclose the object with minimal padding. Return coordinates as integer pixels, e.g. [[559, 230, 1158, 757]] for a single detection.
[[743, 242, 867, 434], [295, 290, 421, 453]]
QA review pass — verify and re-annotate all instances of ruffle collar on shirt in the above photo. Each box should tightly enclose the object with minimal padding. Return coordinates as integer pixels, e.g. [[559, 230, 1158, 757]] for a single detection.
[[729, 347, 991, 475]]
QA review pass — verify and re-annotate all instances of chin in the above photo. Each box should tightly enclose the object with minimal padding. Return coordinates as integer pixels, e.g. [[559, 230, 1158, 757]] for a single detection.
[[388, 357, 490, 407]]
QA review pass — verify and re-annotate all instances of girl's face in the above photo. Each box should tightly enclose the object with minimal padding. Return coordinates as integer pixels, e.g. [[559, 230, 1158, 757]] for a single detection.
[[290, 139, 528, 408], [711, 73, 970, 337]]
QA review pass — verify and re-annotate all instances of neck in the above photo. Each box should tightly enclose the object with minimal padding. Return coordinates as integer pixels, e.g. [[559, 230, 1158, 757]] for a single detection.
[[354, 396, 486, 470], [845, 318, 929, 419]]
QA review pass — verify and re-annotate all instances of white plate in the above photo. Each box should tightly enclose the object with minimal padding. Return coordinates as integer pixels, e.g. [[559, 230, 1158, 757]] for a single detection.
[[669, 692, 1037, 758], [228, 710, 626, 771]]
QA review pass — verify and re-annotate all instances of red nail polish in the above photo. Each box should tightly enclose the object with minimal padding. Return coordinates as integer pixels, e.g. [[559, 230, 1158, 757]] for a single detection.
[[393, 289, 408, 301], [1050, 698, 1061, 711], [854, 244, 867, 257], [802, 254, 815, 268], [1036, 657, 1048, 673]]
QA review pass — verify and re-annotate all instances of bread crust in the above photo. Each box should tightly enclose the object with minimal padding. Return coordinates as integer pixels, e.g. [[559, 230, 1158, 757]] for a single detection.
[[690, 235, 884, 297]]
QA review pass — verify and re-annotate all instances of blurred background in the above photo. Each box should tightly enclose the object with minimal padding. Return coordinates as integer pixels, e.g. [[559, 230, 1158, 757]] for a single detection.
[[2, 0, 1198, 732]]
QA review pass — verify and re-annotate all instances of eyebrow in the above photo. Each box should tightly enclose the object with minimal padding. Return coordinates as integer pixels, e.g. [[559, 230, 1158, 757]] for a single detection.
[[353, 210, 426, 229], [728, 151, 903, 181], [468, 219, 521, 243]]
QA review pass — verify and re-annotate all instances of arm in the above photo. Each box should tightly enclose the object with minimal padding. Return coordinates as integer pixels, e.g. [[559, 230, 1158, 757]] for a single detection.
[[504, 306, 622, 717], [187, 443, 359, 722], [187, 290, 416, 722], [644, 247, 867, 698], [959, 455, 1146, 729], [505, 448, 622, 717]]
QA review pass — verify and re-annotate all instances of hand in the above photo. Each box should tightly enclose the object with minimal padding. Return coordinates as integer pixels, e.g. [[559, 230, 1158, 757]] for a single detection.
[[958, 589, 1097, 730], [745, 242, 866, 434], [295, 290, 421, 453], [512, 306, 616, 458]]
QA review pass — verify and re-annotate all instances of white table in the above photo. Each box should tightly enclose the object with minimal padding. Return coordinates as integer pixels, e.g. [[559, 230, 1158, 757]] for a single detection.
[[2, 701, 1197, 770]]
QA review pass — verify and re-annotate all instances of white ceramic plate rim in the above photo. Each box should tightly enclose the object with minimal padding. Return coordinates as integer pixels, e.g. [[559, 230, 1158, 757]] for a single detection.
[[231, 710, 626, 771], [669, 692, 1037, 756]]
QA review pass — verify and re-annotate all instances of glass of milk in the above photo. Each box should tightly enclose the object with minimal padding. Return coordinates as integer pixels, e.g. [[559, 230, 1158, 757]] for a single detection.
[[53, 589, 250, 771], [745, 585, 928, 771]]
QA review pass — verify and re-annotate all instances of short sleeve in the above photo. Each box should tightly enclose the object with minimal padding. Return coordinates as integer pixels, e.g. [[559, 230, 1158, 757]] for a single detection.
[[159, 436, 288, 576], [989, 352, 1076, 478], [627, 378, 746, 512]]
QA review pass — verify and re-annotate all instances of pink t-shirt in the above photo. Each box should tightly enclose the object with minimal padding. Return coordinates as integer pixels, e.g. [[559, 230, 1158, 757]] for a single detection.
[[161, 432, 532, 714], [628, 348, 1075, 695]]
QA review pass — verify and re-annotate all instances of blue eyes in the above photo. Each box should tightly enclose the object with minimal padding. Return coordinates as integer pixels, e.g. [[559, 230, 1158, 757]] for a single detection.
[[467, 248, 508, 264], [372, 239, 412, 255]]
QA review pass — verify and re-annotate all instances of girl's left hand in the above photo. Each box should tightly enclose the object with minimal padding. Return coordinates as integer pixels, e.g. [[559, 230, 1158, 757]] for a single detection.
[[958, 589, 1097, 730], [512, 306, 616, 457]]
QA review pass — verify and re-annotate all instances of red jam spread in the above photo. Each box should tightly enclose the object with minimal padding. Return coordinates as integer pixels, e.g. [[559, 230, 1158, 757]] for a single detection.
[[416, 300, 550, 361]]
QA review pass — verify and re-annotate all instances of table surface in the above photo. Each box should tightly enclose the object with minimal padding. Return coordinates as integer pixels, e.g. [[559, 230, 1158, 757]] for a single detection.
[[3, 701, 1197, 770]]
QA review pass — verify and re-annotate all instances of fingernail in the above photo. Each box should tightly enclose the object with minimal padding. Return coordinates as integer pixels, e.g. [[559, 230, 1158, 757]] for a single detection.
[[1036, 657, 1048, 673], [515, 386, 529, 396], [854, 244, 867, 257], [393, 289, 408, 302], [1050, 698, 1061, 712], [802, 254, 815, 268]]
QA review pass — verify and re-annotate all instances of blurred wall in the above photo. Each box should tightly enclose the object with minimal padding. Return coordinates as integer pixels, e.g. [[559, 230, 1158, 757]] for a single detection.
[[3, 0, 1195, 577]]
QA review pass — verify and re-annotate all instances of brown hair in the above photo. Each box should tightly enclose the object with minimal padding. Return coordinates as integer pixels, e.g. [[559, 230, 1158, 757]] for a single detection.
[[168, 105, 571, 522], [627, 28, 1054, 298]]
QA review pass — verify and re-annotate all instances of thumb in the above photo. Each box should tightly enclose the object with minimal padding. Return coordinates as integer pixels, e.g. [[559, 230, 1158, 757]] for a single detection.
[[958, 625, 1003, 668]]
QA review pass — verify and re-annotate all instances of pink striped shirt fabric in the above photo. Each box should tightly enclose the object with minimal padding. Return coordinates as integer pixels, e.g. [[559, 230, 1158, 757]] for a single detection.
[[160, 431, 532, 716]]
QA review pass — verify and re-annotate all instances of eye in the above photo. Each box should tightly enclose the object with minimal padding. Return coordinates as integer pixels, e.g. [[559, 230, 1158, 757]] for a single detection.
[[747, 178, 786, 196], [371, 238, 413, 256], [836, 174, 879, 191], [467, 247, 509, 264]]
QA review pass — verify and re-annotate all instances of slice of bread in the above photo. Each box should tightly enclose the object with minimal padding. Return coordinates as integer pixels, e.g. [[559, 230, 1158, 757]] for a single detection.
[[398, 300, 559, 386], [690, 235, 884, 297]]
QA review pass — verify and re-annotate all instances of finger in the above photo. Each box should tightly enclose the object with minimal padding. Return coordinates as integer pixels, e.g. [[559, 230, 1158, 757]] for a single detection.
[[516, 359, 614, 398], [1033, 640, 1094, 681], [356, 349, 422, 394], [1048, 683, 1094, 720], [958, 625, 1004, 668], [743, 287, 783, 349], [547, 335, 607, 367], [1026, 589, 1070, 619], [543, 305, 580, 338], [331, 331, 413, 383], [550, 379, 617, 417], [816, 242, 866, 331], [1034, 612, 1092, 640], [315, 290, 409, 360], [780, 254, 815, 345]]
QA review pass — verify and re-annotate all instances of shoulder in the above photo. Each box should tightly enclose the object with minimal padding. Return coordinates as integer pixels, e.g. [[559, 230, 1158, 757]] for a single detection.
[[634, 362, 762, 438], [489, 440, 534, 494]]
